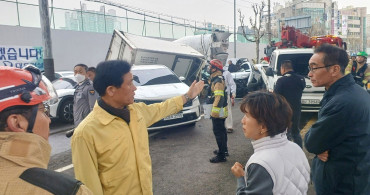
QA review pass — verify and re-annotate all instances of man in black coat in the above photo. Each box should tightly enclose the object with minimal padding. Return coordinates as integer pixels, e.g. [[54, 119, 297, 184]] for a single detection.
[[227, 60, 240, 73], [274, 60, 306, 147], [304, 44, 370, 195]]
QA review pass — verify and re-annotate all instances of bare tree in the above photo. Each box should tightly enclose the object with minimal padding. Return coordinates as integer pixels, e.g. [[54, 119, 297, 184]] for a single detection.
[[238, 2, 265, 64]]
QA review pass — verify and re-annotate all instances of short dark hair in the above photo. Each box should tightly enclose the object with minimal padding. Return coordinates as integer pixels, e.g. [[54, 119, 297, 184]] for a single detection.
[[314, 44, 349, 74], [74, 64, 88, 72], [93, 60, 132, 96], [281, 60, 293, 70], [0, 106, 33, 131], [240, 91, 292, 137], [87, 67, 96, 72]]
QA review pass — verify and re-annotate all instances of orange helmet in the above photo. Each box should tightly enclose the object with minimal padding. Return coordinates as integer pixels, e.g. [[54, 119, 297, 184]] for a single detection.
[[0, 66, 54, 112], [209, 59, 223, 71]]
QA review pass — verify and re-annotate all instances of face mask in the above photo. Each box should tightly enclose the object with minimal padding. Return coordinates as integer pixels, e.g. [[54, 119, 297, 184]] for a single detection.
[[74, 73, 86, 83]]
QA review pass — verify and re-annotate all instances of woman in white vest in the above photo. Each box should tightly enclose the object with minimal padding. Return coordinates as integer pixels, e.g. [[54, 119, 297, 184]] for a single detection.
[[231, 91, 310, 195]]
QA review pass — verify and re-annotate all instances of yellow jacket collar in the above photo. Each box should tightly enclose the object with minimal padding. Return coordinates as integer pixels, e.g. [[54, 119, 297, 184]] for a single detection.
[[94, 102, 134, 125]]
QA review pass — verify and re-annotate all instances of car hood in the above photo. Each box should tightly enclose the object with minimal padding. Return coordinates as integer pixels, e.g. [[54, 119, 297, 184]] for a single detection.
[[56, 88, 75, 97], [231, 71, 250, 80], [135, 83, 189, 100], [303, 77, 325, 92]]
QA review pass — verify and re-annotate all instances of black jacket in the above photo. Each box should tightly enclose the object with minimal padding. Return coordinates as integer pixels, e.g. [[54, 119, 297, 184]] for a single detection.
[[304, 74, 370, 195], [274, 71, 306, 114]]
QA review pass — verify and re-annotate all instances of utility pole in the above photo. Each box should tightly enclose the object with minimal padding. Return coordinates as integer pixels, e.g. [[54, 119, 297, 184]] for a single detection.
[[268, 0, 271, 44], [39, 0, 55, 81], [234, 0, 236, 58]]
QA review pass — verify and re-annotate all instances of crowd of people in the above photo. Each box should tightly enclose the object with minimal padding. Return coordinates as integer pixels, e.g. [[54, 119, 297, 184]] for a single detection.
[[1, 43, 370, 195]]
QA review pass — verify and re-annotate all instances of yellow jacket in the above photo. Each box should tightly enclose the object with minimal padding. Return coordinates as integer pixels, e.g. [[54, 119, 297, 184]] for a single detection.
[[71, 96, 183, 195], [345, 61, 370, 86], [209, 71, 228, 118], [0, 132, 91, 195]]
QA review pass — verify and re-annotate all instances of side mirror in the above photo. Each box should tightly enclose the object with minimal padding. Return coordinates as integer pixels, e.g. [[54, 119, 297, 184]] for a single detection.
[[265, 67, 274, 76], [179, 76, 186, 81]]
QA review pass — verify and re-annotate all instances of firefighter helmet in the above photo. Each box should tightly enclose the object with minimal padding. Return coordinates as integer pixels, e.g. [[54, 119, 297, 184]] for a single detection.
[[0, 66, 54, 112], [357, 51, 368, 58], [209, 59, 223, 71]]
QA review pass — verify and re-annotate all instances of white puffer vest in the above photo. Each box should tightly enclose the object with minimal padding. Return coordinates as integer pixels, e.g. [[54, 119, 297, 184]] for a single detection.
[[246, 133, 310, 195]]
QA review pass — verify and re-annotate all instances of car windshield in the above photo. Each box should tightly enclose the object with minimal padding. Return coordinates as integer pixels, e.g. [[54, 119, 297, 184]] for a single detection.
[[276, 53, 313, 76], [132, 67, 181, 86], [52, 78, 77, 90]]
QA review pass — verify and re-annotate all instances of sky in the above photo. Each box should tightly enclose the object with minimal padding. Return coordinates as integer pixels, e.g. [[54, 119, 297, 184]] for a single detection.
[[9, 0, 370, 28]]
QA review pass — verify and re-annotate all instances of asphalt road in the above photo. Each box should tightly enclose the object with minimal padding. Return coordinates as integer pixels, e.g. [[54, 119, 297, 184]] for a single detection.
[[48, 100, 317, 195]]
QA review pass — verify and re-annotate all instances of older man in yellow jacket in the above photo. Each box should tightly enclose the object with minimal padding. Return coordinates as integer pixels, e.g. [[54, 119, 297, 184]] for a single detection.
[[71, 60, 204, 195]]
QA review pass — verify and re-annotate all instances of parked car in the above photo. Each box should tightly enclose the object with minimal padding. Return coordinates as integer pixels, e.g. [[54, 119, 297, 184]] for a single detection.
[[258, 48, 325, 112], [202, 60, 265, 98], [43, 71, 74, 81], [132, 65, 201, 130], [49, 76, 76, 123]]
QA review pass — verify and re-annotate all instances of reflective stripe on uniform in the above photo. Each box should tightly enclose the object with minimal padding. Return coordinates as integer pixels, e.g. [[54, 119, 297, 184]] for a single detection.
[[223, 107, 228, 117], [212, 107, 220, 113], [363, 79, 368, 84], [365, 72, 370, 77], [214, 90, 224, 96]]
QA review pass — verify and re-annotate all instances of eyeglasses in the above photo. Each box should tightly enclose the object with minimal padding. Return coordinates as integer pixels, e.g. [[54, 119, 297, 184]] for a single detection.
[[308, 64, 336, 72], [39, 102, 50, 117]]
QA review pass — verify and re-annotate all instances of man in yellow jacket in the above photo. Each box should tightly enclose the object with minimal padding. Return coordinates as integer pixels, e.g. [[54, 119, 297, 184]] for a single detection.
[[0, 66, 92, 194], [71, 60, 204, 195]]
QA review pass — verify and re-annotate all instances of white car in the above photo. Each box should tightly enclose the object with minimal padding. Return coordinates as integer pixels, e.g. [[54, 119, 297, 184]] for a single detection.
[[229, 61, 266, 97], [132, 65, 201, 130], [49, 76, 76, 123], [43, 70, 74, 81], [49, 66, 202, 129], [258, 48, 325, 112]]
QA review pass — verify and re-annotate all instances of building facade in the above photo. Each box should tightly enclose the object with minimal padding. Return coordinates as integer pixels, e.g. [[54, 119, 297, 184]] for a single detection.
[[339, 6, 367, 52]]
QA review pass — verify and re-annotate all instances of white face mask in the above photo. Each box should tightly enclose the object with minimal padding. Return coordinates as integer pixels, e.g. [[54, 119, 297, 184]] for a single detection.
[[74, 73, 86, 83]]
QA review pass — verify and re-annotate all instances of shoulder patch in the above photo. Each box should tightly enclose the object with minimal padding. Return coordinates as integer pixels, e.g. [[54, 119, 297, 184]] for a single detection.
[[89, 90, 95, 95]]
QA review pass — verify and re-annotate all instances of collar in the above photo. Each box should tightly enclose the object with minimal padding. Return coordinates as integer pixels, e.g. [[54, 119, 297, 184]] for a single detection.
[[98, 98, 130, 124], [282, 71, 294, 76], [210, 71, 222, 78], [0, 132, 51, 169], [94, 100, 133, 126], [324, 74, 355, 98], [251, 132, 288, 152], [78, 79, 90, 86]]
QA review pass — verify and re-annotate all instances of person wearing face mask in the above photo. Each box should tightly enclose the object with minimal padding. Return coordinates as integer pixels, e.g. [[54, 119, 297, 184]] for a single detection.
[[73, 64, 99, 127]]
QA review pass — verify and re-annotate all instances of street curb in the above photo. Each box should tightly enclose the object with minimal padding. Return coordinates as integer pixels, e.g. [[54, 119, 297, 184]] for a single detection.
[[50, 125, 73, 135]]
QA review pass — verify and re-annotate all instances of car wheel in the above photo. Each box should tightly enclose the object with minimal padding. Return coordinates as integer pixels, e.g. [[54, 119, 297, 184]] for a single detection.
[[59, 99, 74, 123]]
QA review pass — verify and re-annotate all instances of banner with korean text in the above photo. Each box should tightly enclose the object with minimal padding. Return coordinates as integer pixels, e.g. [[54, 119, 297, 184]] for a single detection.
[[0, 45, 44, 71]]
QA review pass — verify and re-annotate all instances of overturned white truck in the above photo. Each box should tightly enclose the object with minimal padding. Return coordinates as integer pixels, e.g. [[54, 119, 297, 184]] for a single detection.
[[106, 30, 205, 85]]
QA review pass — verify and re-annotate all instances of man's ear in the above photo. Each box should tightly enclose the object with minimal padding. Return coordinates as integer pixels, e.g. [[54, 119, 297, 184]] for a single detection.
[[332, 65, 342, 76], [5, 114, 28, 133], [105, 86, 116, 97]]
